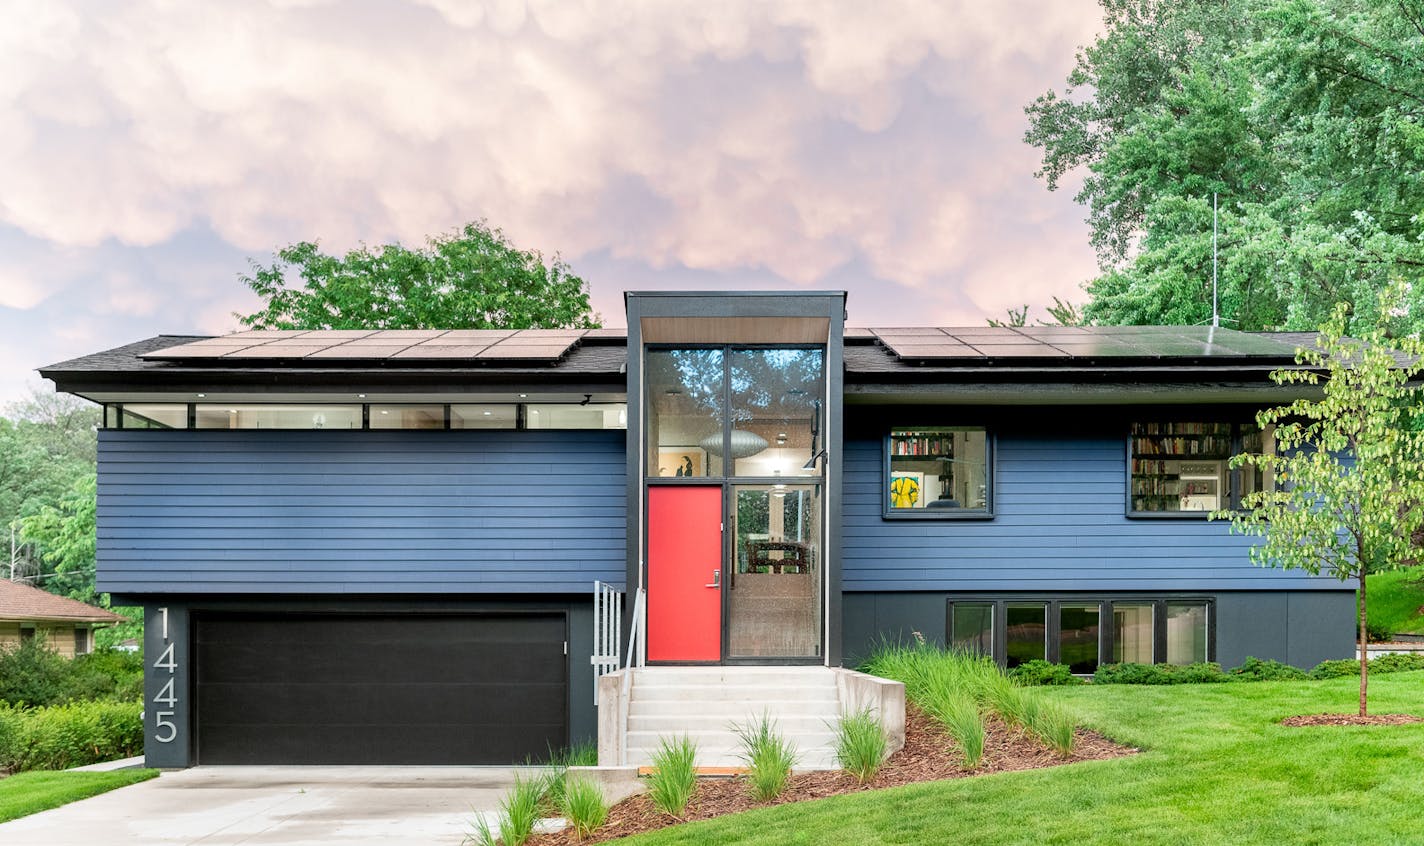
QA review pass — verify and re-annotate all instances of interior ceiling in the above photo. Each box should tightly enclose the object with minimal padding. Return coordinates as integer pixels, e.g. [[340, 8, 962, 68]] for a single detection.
[[640, 316, 830, 344]]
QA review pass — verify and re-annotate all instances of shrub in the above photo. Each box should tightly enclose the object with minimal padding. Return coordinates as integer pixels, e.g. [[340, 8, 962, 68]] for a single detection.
[[0, 642, 144, 708], [1309, 653, 1424, 679], [1371, 652, 1424, 674], [1008, 660, 1083, 686], [1230, 657, 1308, 682], [732, 714, 798, 802], [1309, 659, 1361, 679], [1093, 662, 1229, 685], [560, 776, 608, 841], [834, 709, 887, 785], [646, 736, 698, 818], [0, 700, 143, 772], [0, 638, 71, 707], [1367, 621, 1394, 643]]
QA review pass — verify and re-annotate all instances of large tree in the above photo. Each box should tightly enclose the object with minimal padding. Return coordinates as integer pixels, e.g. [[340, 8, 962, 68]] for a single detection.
[[236, 221, 600, 330], [1025, 0, 1424, 334], [1215, 289, 1424, 716]]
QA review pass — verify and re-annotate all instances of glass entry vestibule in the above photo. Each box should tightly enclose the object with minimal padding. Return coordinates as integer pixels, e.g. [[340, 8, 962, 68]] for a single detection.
[[643, 347, 827, 663]]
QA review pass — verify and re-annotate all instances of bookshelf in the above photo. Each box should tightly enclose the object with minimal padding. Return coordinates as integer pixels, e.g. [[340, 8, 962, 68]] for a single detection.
[[1129, 423, 1230, 512]]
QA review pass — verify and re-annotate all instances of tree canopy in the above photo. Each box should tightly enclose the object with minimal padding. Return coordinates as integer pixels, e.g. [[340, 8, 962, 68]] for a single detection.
[[1214, 287, 1424, 715], [236, 221, 600, 330], [1026, 0, 1424, 334]]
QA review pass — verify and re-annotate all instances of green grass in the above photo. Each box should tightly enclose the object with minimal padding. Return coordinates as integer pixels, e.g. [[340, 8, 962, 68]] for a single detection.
[[611, 672, 1424, 845], [0, 769, 157, 823], [1366, 570, 1424, 637]]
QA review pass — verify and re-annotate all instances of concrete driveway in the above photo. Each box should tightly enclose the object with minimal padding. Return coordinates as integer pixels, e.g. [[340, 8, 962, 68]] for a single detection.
[[0, 766, 534, 846]]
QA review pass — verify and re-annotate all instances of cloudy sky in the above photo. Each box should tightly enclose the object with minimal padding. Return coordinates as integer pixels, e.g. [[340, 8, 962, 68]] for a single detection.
[[0, 0, 1103, 404]]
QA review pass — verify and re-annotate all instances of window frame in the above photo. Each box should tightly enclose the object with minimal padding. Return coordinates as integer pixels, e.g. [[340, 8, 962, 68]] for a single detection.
[[1124, 421, 1273, 519], [882, 426, 995, 520], [103, 401, 628, 432], [946, 595, 1215, 672]]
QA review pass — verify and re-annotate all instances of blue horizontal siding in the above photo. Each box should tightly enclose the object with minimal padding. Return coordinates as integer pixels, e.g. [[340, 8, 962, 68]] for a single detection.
[[96, 430, 626, 595], [842, 435, 1336, 592]]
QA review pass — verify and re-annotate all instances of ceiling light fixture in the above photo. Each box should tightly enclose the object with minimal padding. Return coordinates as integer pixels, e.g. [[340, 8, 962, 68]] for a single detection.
[[196, 393, 206, 398]]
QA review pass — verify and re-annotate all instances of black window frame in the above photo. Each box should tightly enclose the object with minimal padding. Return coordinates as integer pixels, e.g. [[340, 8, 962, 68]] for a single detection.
[[101, 401, 628, 432], [882, 426, 995, 520], [1125, 421, 1273, 519], [946, 595, 1216, 672]]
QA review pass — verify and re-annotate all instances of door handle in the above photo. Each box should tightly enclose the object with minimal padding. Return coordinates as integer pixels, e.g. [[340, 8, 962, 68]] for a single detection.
[[705, 569, 721, 588]]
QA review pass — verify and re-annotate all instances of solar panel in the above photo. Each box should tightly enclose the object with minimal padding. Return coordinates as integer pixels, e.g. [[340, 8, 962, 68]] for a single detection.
[[872, 326, 1302, 362], [140, 329, 584, 363]]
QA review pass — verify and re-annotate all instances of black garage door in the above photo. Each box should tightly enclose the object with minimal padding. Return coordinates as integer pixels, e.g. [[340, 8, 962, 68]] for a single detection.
[[194, 613, 567, 765]]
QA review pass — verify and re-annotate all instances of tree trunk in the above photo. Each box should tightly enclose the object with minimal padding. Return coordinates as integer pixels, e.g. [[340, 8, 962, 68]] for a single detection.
[[1359, 574, 1369, 717]]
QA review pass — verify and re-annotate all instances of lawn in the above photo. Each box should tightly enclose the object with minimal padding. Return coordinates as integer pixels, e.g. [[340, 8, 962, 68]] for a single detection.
[[0, 769, 158, 823], [1367, 570, 1424, 638], [615, 672, 1424, 845]]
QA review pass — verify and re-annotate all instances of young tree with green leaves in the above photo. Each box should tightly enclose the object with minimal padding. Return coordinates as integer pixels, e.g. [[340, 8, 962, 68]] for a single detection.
[[1214, 291, 1424, 716], [236, 221, 600, 330]]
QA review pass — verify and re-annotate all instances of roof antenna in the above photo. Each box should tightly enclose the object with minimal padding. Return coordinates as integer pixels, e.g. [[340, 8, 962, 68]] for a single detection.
[[1211, 192, 1220, 337]]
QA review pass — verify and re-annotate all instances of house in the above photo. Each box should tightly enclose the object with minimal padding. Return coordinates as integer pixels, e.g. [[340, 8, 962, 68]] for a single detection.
[[0, 579, 125, 657], [39, 291, 1355, 769]]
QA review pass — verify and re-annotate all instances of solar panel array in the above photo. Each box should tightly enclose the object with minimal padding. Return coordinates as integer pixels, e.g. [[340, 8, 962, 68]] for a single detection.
[[868, 326, 1300, 362], [142, 329, 590, 362]]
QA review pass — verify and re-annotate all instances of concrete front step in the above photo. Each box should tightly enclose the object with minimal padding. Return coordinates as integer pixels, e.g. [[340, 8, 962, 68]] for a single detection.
[[619, 666, 846, 769], [630, 684, 838, 703], [628, 714, 838, 734]]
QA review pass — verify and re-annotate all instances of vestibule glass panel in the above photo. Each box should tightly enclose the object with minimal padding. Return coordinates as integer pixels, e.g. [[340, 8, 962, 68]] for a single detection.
[[1059, 604, 1100, 674], [728, 484, 821, 658], [728, 349, 825, 478], [1112, 603, 1155, 663], [647, 349, 724, 478], [949, 603, 993, 656], [1166, 602, 1209, 664], [195, 405, 361, 430], [1005, 603, 1046, 668]]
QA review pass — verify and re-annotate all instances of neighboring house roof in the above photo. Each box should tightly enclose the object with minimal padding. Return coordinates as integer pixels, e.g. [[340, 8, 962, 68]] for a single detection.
[[0, 580, 125, 624]]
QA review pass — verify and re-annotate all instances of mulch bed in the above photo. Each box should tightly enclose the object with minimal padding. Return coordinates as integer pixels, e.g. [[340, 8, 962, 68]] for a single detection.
[[1281, 713, 1423, 727], [531, 706, 1135, 845]]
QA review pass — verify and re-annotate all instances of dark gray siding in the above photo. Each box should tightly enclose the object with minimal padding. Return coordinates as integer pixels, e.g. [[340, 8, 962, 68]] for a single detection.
[[98, 430, 626, 594], [843, 434, 1339, 592]]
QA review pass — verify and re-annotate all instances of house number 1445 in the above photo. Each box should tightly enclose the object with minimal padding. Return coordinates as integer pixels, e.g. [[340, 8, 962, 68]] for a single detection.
[[152, 607, 178, 743]]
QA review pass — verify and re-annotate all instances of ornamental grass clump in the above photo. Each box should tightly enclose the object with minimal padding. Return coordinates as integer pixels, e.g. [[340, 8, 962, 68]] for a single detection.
[[834, 709, 887, 784], [559, 776, 608, 841], [732, 713, 799, 802], [646, 735, 698, 818], [932, 696, 986, 769], [465, 772, 543, 846]]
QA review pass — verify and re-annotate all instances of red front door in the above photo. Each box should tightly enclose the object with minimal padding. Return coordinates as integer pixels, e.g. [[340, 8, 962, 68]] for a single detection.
[[647, 486, 722, 662]]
